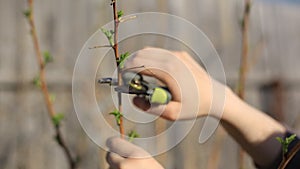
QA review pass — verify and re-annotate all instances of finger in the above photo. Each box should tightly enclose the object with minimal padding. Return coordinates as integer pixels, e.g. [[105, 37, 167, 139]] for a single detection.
[[106, 152, 124, 169], [133, 97, 181, 121], [133, 97, 150, 111], [124, 48, 176, 83], [106, 137, 150, 158], [124, 62, 171, 85], [123, 64, 181, 101], [146, 101, 181, 121], [130, 47, 174, 63]]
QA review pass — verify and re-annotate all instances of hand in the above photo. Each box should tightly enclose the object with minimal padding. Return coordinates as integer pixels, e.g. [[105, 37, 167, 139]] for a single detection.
[[106, 137, 164, 169], [124, 47, 224, 120]]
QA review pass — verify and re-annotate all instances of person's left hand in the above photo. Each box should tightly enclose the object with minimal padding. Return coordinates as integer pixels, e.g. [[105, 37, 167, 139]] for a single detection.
[[106, 137, 164, 169]]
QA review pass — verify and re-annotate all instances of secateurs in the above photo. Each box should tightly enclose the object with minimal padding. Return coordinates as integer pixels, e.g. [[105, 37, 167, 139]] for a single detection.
[[98, 72, 172, 104]]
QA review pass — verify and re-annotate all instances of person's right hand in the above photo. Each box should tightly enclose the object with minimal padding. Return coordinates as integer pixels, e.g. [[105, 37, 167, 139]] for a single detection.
[[124, 47, 227, 120]]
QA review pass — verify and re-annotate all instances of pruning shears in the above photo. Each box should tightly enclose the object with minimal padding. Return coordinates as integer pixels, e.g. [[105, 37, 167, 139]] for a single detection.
[[98, 72, 172, 104]]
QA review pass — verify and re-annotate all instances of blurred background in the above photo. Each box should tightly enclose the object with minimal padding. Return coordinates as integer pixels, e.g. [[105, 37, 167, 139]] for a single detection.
[[1, 0, 300, 168]]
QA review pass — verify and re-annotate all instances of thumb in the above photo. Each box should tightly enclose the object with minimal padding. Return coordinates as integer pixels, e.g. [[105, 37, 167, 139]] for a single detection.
[[106, 137, 150, 158]]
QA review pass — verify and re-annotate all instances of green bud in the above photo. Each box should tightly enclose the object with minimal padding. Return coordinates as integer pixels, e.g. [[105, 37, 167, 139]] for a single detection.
[[109, 110, 122, 125], [128, 130, 139, 142], [101, 28, 114, 46], [276, 137, 284, 144], [23, 9, 31, 18], [52, 113, 64, 126], [43, 51, 53, 65], [33, 76, 41, 88], [117, 10, 124, 18], [117, 52, 130, 68], [49, 93, 56, 103], [276, 134, 297, 155]]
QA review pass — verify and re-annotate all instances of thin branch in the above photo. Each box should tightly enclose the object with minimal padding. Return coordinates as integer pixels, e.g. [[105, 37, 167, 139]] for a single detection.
[[112, 0, 119, 59], [55, 125, 77, 168], [278, 141, 300, 169], [89, 45, 112, 49], [237, 0, 251, 99], [246, 39, 265, 74], [119, 15, 137, 23], [122, 65, 147, 72], [25, 0, 77, 168], [206, 129, 226, 169], [121, 65, 156, 76], [111, 0, 125, 138], [237, 0, 251, 168]]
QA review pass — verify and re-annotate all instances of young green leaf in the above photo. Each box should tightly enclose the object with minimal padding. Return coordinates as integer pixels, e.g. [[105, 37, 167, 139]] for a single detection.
[[276, 134, 297, 155], [117, 52, 130, 68], [109, 110, 123, 125], [23, 9, 31, 18], [128, 130, 139, 142], [43, 51, 53, 65], [33, 76, 42, 88], [49, 93, 56, 103], [117, 10, 124, 18], [276, 137, 284, 144], [52, 113, 64, 126], [286, 134, 297, 144], [101, 28, 114, 46], [239, 19, 245, 29]]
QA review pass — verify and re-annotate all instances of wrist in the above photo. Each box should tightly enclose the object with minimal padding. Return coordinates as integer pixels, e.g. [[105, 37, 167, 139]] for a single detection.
[[205, 82, 234, 119], [221, 85, 286, 142]]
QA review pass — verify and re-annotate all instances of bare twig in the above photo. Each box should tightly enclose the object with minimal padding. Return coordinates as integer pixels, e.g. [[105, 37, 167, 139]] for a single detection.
[[111, 0, 119, 59], [25, 0, 77, 168], [122, 65, 147, 72], [237, 0, 251, 168], [111, 0, 125, 138], [121, 65, 156, 76], [89, 45, 112, 49], [119, 15, 137, 23], [206, 129, 226, 169], [237, 0, 251, 99], [246, 39, 265, 74]]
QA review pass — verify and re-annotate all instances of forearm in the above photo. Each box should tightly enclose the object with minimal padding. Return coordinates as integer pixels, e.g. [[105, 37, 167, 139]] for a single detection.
[[219, 88, 286, 167]]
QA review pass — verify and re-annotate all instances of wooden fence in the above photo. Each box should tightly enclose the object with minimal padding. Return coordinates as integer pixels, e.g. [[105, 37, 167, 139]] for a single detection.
[[1, 0, 300, 168]]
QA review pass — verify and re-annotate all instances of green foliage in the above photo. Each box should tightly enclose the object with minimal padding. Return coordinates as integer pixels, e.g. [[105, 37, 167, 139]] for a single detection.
[[117, 10, 124, 18], [239, 19, 245, 29], [52, 113, 65, 126], [23, 9, 31, 18], [245, 2, 252, 14], [117, 52, 130, 68], [75, 156, 81, 164], [101, 28, 114, 46], [43, 51, 53, 65], [128, 130, 139, 142], [33, 76, 41, 88], [276, 134, 297, 155], [109, 110, 123, 126], [49, 93, 56, 103]]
